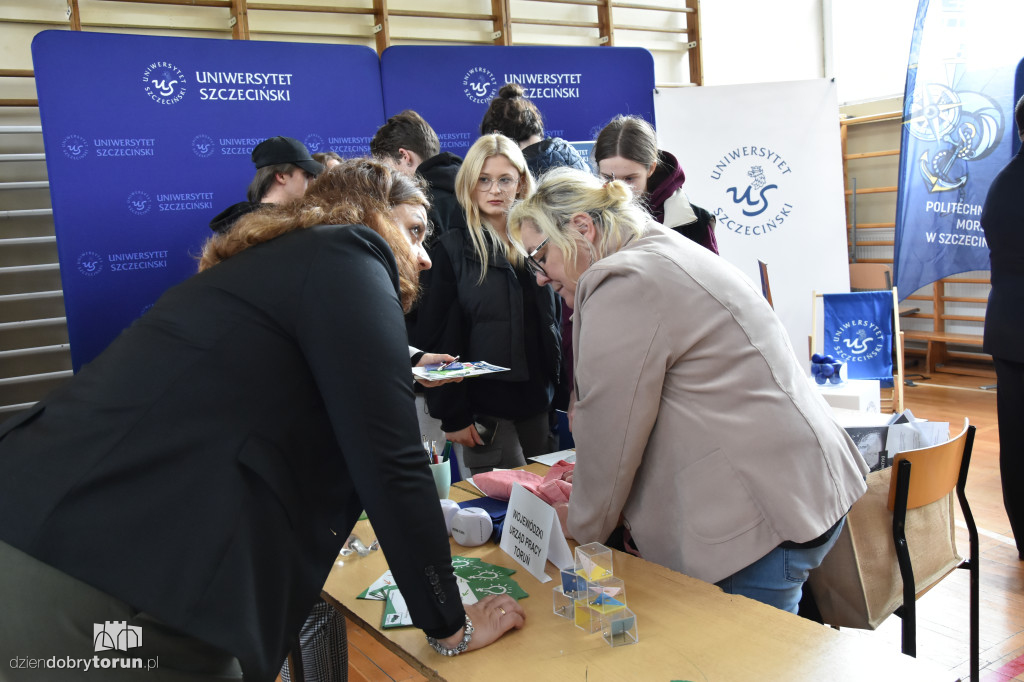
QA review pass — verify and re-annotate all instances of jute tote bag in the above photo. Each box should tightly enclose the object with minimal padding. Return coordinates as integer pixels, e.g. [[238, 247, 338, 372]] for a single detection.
[[806, 466, 961, 629]]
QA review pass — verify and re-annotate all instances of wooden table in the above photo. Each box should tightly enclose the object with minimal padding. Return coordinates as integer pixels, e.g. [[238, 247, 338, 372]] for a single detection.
[[322, 468, 952, 681]]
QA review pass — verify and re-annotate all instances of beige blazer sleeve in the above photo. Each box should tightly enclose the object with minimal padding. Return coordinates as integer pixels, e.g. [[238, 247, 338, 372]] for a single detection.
[[567, 261, 668, 545]]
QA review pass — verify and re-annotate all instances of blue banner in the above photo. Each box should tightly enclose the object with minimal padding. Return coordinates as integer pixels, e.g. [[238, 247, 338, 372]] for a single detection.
[[32, 31, 384, 371], [893, 0, 1024, 300], [822, 292, 895, 387], [380, 46, 654, 159]]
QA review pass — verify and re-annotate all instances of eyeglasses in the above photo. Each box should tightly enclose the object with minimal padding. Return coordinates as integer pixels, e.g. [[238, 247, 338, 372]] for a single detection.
[[477, 176, 519, 191], [525, 237, 549, 277]]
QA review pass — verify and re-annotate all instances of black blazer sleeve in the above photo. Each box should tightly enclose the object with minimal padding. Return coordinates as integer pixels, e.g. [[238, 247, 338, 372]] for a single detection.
[[296, 226, 465, 638]]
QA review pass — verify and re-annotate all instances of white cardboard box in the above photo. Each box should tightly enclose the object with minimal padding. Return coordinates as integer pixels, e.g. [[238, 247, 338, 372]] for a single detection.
[[811, 378, 881, 413]]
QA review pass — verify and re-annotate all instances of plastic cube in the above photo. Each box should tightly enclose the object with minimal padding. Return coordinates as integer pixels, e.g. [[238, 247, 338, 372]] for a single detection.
[[586, 577, 627, 617], [574, 542, 613, 581], [601, 607, 639, 647], [552, 586, 574, 619]]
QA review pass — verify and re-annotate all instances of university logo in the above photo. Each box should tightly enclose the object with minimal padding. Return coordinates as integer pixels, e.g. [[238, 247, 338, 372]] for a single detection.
[[708, 145, 794, 237], [726, 165, 777, 218], [462, 67, 497, 105], [94, 621, 142, 652], [77, 251, 103, 277], [830, 320, 885, 364], [304, 133, 324, 154], [127, 190, 152, 216], [192, 134, 215, 158], [142, 60, 187, 105], [61, 134, 89, 161]]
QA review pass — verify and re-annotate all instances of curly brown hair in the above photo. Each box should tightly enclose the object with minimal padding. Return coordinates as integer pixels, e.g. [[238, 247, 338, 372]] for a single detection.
[[199, 157, 429, 312]]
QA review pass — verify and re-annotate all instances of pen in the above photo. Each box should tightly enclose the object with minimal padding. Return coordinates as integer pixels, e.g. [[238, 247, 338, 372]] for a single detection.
[[439, 356, 460, 371]]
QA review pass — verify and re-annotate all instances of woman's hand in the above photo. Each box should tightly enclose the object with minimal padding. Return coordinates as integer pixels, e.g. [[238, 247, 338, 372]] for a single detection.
[[554, 501, 572, 540], [435, 595, 525, 652], [414, 353, 465, 388], [446, 424, 483, 448]]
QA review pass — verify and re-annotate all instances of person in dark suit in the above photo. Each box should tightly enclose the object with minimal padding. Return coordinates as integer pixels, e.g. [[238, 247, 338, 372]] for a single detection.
[[0, 159, 525, 681], [981, 94, 1024, 559]]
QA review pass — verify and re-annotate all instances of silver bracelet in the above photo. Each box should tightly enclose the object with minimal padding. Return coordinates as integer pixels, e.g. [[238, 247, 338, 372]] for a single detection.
[[426, 614, 474, 656]]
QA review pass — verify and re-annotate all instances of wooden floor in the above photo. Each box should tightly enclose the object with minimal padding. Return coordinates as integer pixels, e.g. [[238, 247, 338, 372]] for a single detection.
[[339, 358, 1022, 682]]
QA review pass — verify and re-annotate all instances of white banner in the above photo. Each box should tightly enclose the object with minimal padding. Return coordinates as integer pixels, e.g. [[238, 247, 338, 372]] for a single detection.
[[654, 79, 850, 356]]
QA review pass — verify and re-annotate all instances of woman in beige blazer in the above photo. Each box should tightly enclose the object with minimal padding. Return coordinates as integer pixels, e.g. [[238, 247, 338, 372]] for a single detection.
[[508, 168, 868, 613]]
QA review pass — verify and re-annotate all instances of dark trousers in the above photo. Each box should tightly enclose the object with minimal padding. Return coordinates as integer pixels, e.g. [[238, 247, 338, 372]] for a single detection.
[[0, 539, 242, 681], [463, 411, 556, 475], [994, 357, 1024, 556]]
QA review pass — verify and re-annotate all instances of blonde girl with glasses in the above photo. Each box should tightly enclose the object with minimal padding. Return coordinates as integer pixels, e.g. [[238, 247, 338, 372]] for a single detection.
[[412, 134, 562, 474]]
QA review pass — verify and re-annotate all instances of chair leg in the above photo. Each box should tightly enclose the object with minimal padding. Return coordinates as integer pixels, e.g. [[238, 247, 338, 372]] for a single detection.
[[893, 459, 916, 658], [956, 427, 980, 682]]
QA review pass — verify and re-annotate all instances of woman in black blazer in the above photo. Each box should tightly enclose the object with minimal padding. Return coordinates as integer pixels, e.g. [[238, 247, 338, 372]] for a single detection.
[[0, 159, 523, 681]]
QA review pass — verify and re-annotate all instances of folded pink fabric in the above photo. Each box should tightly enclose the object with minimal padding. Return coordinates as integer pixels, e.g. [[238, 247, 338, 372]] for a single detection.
[[473, 461, 575, 506]]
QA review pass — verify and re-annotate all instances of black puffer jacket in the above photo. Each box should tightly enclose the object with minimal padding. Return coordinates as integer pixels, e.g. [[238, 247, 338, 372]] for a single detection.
[[417, 152, 468, 244], [413, 227, 561, 432]]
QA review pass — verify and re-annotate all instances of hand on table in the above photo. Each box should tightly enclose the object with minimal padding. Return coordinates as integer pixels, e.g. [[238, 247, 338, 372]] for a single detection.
[[446, 424, 483, 448], [436, 595, 525, 652], [415, 353, 465, 388]]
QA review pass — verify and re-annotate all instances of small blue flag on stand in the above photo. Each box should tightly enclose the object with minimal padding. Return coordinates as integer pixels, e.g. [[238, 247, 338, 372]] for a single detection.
[[822, 292, 894, 387]]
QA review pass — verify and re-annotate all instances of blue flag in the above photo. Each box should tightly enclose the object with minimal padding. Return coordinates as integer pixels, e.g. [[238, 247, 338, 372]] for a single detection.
[[822, 292, 894, 387], [893, 0, 1024, 300]]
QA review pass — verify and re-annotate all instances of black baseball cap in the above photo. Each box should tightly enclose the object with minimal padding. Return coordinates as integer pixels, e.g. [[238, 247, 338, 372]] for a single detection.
[[251, 136, 324, 176]]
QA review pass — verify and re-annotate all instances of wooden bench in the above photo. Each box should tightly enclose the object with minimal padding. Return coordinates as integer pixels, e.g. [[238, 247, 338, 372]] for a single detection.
[[903, 329, 987, 374]]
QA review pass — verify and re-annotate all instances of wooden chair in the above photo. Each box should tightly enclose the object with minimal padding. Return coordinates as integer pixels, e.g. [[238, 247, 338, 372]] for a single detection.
[[889, 418, 978, 681], [849, 262, 919, 318], [848, 263, 893, 291]]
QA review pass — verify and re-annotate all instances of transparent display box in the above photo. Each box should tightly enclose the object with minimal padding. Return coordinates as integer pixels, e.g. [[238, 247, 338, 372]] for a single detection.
[[586, 576, 627, 617], [601, 607, 639, 647], [553, 568, 587, 620], [573, 592, 602, 632], [576, 576, 626, 633], [552, 586, 574, 619], [574, 542, 613, 581]]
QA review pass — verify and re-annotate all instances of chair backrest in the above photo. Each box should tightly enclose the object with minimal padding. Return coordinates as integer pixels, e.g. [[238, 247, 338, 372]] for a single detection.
[[849, 263, 893, 291], [887, 418, 971, 511]]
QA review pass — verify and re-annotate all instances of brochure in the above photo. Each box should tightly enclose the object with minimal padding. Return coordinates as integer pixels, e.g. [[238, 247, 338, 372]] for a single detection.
[[412, 360, 510, 381]]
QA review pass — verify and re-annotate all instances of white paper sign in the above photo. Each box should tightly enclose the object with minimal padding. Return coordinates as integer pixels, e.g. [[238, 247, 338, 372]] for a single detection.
[[499, 483, 574, 583]]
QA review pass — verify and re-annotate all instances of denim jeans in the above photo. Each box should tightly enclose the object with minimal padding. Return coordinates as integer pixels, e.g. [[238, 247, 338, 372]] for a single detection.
[[715, 517, 846, 614]]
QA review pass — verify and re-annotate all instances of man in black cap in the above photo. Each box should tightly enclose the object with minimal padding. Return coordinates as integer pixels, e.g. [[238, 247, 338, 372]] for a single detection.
[[209, 136, 324, 233]]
